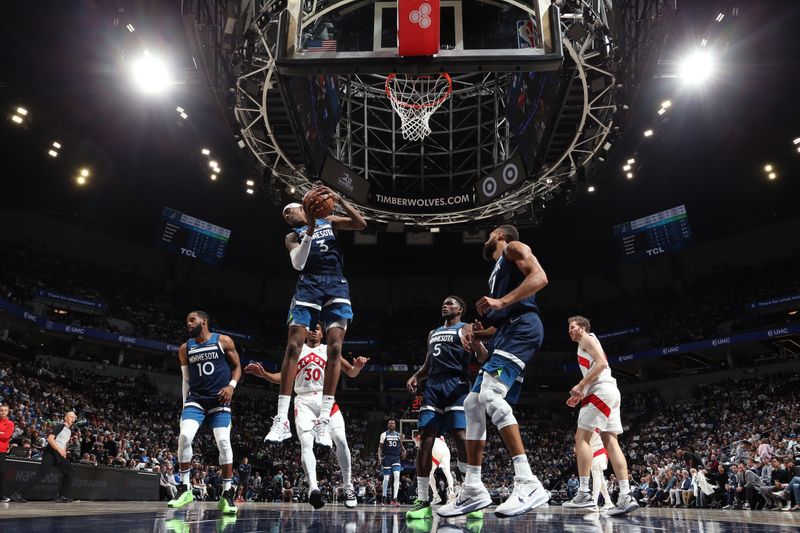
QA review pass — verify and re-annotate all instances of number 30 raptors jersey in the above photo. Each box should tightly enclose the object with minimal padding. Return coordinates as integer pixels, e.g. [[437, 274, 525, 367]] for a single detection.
[[294, 343, 327, 395]]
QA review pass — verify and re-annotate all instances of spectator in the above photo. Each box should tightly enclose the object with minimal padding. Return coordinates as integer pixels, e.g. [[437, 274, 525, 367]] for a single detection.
[[0, 404, 14, 502], [282, 480, 293, 502]]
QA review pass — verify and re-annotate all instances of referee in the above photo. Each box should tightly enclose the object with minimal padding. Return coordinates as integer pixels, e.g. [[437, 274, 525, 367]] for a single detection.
[[11, 411, 78, 503]]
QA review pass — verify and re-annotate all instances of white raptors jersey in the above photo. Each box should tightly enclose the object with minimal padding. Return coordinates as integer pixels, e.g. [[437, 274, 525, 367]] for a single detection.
[[432, 436, 450, 464], [577, 333, 616, 389], [294, 343, 327, 395]]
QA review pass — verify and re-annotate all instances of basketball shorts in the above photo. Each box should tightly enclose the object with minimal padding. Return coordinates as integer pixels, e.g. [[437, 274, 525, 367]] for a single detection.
[[293, 392, 345, 434], [418, 376, 469, 434], [382, 455, 402, 474], [592, 449, 609, 471], [287, 273, 353, 330], [471, 312, 543, 404], [182, 395, 231, 429], [578, 383, 623, 435]]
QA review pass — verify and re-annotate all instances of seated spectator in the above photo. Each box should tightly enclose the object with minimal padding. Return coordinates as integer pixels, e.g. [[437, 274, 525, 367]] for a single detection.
[[281, 481, 293, 502], [760, 457, 791, 510]]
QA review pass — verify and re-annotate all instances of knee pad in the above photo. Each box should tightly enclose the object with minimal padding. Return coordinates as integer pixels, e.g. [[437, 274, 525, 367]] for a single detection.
[[213, 425, 233, 465], [464, 392, 487, 441], [478, 374, 517, 430], [178, 419, 200, 464]]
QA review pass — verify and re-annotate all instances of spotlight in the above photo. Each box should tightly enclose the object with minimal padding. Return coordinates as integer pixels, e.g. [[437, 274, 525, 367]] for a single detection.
[[211, 166, 220, 174], [176, 106, 184, 113], [627, 158, 635, 164], [76, 176, 87, 185], [587, 185, 596, 193], [288, 186, 296, 194], [52, 141, 61, 149], [768, 172, 776, 180], [80, 168, 90, 177], [246, 188, 255, 195], [793, 138, 800, 145], [643, 129, 654, 137], [179, 112, 188, 120], [661, 100, 672, 109], [715, 13, 725, 22], [131, 53, 171, 94], [657, 108, 666, 116], [48, 149, 59, 158], [126, 23, 135, 32], [210, 175, 218, 181], [623, 164, 631, 171], [209, 160, 219, 168], [201, 148, 211, 155], [11, 115, 23, 124], [626, 172, 633, 179], [430, 227, 440, 233], [246, 180, 255, 186], [763, 164, 773, 172], [545, 178, 553, 184], [700, 38, 708, 47], [679, 50, 715, 85], [16, 107, 28, 116]]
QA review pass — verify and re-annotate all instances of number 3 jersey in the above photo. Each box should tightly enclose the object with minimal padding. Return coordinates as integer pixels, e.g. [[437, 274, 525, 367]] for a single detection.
[[294, 343, 328, 395], [186, 333, 232, 403], [293, 219, 343, 275]]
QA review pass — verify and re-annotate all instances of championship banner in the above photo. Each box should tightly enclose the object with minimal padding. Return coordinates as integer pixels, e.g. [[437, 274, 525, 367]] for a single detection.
[[398, 0, 440, 56], [371, 190, 473, 213]]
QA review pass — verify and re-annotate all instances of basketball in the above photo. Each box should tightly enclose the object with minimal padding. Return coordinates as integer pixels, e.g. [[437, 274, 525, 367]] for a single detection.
[[302, 190, 334, 218]]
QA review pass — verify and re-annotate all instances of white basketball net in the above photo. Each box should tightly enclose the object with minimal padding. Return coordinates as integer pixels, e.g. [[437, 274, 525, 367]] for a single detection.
[[386, 73, 453, 141]]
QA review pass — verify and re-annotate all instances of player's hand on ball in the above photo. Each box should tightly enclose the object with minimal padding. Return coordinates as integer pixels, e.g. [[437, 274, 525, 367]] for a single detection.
[[314, 185, 339, 204], [218, 385, 235, 404], [406, 375, 418, 394], [476, 296, 503, 315]]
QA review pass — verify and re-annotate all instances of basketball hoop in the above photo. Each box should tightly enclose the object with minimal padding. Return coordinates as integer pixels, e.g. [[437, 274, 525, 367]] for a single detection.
[[385, 73, 452, 141]]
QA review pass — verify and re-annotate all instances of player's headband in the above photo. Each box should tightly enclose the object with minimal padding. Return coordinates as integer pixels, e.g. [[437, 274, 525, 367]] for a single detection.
[[282, 202, 302, 214]]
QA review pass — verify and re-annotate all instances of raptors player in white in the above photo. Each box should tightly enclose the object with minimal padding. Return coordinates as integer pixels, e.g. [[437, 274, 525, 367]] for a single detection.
[[413, 434, 455, 505], [563, 315, 638, 516], [245, 325, 368, 509]]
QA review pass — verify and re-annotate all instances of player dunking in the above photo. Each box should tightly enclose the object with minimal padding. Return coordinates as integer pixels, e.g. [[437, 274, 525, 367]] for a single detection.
[[439, 224, 549, 518], [377, 419, 406, 506], [265, 185, 367, 447], [245, 324, 368, 509], [406, 296, 483, 520], [168, 311, 242, 515], [563, 315, 638, 516]]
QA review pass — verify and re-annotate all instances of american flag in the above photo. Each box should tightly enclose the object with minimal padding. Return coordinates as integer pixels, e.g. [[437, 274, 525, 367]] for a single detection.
[[306, 39, 337, 52]]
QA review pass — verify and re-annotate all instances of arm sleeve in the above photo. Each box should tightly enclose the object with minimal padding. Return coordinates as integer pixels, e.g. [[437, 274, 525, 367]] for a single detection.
[[181, 365, 190, 405], [289, 234, 313, 271], [379, 432, 385, 444]]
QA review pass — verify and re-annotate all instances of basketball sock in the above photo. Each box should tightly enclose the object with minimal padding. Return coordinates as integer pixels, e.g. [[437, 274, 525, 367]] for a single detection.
[[417, 476, 430, 501], [619, 479, 630, 495], [512, 454, 534, 482], [457, 461, 468, 475], [464, 465, 482, 488], [223, 478, 232, 492], [320, 395, 335, 421], [579, 476, 590, 493], [277, 395, 291, 419], [180, 469, 191, 488]]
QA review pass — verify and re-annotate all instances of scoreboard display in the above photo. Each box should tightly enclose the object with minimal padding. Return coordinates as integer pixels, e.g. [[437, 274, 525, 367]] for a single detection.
[[613, 205, 692, 261], [157, 207, 231, 264]]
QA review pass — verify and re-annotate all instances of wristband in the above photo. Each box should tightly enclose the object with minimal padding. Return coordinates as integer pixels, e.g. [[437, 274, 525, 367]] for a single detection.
[[229, 380, 238, 388]]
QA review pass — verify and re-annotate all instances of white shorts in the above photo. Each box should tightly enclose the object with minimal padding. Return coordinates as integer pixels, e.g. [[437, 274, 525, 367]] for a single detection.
[[294, 392, 345, 433], [577, 383, 622, 435]]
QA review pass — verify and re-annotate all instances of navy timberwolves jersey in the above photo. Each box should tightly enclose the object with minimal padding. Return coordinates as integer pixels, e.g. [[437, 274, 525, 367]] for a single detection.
[[486, 250, 539, 326], [294, 219, 343, 275], [186, 333, 231, 402], [427, 322, 470, 379], [381, 430, 402, 458]]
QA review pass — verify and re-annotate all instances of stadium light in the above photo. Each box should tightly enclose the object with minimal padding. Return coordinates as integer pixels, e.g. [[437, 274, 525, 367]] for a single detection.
[[623, 164, 632, 171], [211, 167, 220, 174], [11, 115, 23, 124], [48, 149, 59, 158], [126, 24, 135, 32], [793, 138, 800, 145], [209, 160, 218, 168], [700, 38, 708, 48], [52, 141, 61, 149], [627, 158, 635, 164], [643, 129, 654, 137], [661, 100, 672, 109], [715, 13, 725, 22], [545, 178, 553, 184], [210, 174, 218, 181], [657, 108, 666, 116], [768, 172, 777, 180], [179, 112, 188, 120], [288, 186, 296, 194], [679, 50, 715, 85], [587, 185, 596, 193], [626, 172, 634, 179], [246, 180, 255, 186], [80, 168, 90, 177], [201, 148, 211, 155], [764, 164, 773, 172], [246, 188, 254, 195], [16, 107, 28, 116], [76, 176, 87, 185], [131, 52, 171, 94]]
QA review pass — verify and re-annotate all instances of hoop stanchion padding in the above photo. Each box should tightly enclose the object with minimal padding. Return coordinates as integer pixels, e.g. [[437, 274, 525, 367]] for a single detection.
[[385, 73, 452, 141]]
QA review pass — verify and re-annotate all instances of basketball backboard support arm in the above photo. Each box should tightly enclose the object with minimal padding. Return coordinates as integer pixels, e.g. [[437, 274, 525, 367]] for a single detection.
[[274, 3, 563, 75]]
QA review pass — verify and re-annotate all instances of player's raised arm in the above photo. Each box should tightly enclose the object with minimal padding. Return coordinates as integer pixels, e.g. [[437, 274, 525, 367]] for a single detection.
[[476, 242, 548, 315], [218, 335, 242, 404], [244, 361, 281, 385], [341, 356, 370, 378], [315, 186, 367, 231]]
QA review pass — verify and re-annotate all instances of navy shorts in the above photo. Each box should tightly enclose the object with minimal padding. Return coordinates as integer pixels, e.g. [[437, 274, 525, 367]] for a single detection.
[[182, 396, 232, 429], [382, 456, 402, 474], [471, 312, 543, 404], [418, 375, 469, 434], [287, 273, 353, 329]]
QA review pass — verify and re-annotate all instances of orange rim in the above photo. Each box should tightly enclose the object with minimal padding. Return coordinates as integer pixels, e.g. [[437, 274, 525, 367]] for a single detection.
[[385, 73, 453, 110]]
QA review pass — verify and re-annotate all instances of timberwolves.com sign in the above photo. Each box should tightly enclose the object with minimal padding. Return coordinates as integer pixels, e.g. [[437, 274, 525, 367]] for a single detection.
[[371, 191, 474, 213]]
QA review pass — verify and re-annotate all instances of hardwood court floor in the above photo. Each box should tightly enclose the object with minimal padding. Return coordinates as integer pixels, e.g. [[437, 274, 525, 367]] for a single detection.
[[0, 501, 798, 532]]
